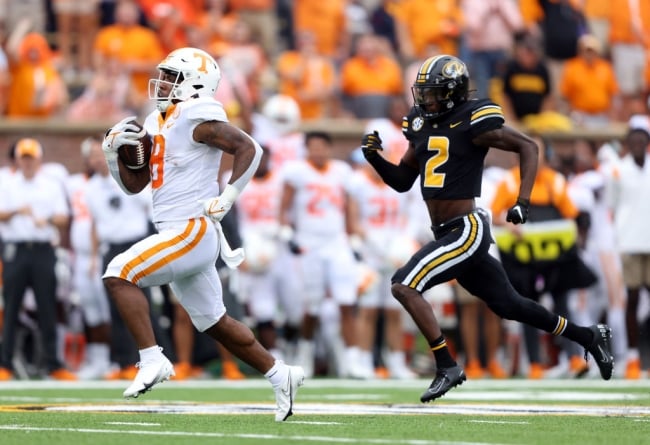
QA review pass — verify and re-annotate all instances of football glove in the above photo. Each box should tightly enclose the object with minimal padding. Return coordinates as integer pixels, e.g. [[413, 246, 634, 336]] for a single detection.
[[506, 197, 530, 225], [102, 116, 145, 160], [201, 184, 240, 223], [361, 131, 383, 159]]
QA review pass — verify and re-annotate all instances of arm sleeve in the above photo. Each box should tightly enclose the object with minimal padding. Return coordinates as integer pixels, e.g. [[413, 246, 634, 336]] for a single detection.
[[365, 155, 419, 193]]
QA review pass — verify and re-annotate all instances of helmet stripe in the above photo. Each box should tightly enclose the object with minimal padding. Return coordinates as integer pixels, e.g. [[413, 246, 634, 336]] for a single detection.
[[417, 55, 444, 83]]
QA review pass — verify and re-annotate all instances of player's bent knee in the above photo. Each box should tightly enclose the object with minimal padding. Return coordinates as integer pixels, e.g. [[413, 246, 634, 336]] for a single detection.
[[391, 282, 415, 303]]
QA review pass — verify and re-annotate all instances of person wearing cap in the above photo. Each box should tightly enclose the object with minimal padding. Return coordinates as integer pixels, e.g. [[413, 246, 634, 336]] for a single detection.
[[605, 122, 650, 379], [0, 138, 75, 381], [559, 33, 620, 128]]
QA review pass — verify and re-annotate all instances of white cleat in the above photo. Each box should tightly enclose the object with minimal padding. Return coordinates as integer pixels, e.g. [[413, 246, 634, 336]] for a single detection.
[[123, 356, 175, 398], [274, 365, 305, 422]]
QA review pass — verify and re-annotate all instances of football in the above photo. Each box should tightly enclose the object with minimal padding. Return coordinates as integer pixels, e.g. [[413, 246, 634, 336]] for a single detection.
[[117, 120, 153, 170]]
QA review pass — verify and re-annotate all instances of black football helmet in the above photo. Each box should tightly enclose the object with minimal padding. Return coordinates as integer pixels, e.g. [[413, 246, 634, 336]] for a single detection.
[[411, 55, 469, 120]]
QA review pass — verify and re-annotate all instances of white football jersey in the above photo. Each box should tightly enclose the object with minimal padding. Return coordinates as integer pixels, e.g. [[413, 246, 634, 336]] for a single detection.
[[266, 132, 305, 170], [142, 97, 228, 223], [65, 172, 93, 254], [281, 159, 353, 242], [237, 171, 283, 235]]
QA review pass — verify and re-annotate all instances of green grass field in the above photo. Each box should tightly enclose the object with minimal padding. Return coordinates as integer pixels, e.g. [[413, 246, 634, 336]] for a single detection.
[[1, 378, 648, 445]]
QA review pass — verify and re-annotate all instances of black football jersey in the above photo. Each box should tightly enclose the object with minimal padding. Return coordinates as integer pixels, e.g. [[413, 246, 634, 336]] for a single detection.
[[401, 98, 505, 200]]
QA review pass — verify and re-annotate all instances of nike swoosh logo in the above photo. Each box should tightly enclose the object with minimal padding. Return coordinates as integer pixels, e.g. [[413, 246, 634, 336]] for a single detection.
[[207, 202, 225, 215], [450, 121, 462, 128]]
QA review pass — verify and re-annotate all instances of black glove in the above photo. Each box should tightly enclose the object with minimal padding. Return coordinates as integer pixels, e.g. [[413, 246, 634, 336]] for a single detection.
[[361, 131, 383, 159], [506, 197, 530, 224], [287, 240, 303, 255]]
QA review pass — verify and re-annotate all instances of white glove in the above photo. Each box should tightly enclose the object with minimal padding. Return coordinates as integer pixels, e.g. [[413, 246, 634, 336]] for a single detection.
[[102, 116, 145, 161], [201, 184, 240, 223]]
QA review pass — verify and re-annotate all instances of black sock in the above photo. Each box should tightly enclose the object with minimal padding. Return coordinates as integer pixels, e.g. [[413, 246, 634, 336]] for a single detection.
[[553, 316, 593, 347], [429, 336, 456, 368]]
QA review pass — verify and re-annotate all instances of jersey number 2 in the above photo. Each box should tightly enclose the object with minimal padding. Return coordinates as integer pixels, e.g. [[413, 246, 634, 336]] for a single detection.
[[423, 136, 449, 188]]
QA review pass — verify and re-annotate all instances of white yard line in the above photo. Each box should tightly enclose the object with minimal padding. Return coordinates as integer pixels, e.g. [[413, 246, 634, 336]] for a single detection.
[[0, 425, 510, 445]]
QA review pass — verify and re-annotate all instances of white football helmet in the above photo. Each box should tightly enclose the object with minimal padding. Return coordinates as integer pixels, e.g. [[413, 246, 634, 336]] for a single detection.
[[149, 47, 221, 112], [261, 94, 301, 135]]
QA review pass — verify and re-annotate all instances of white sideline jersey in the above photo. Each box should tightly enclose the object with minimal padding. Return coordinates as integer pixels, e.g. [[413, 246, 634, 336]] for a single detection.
[[281, 159, 353, 243], [238, 171, 283, 235], [65, 173, 93, 254], [266, 132, 305, 170], [142, 97, 228, 224]]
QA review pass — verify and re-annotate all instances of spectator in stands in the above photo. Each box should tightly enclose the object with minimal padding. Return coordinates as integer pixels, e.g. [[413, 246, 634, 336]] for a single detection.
[[5, 28, 69, 118], [218, 18, 270, 106], [93, 0, 164, 105], [0, 37, 9, 115], [582, 0, 611, 54], [462, 0, 523, 100], [369, 0, 399, 53], [392, 0, 464, 63], [228, 0, 279, 60], [340, 33, 403, 119], [137, 0, 199, 54], [605, 123, 650, 379], [0, 138, 75, 381], [292, 0, 349, 63], [559, 34, 620, 128], [194, 0, 239, 59], [0, 2, 47, 36], [607, 0, 650, 119], [275, 29, 337, 120], [500, 31, 552, 124], [66, 47, 141, 121], [519, 0, 588, 111], [52, 0, 101, 83]]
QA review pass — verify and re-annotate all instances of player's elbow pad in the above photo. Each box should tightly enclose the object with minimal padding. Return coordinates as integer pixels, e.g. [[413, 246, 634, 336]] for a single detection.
[[366, 156, 418, 192]]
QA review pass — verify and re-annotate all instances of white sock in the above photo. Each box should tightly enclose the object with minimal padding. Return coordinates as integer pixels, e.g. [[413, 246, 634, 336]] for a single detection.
[[139, 345, 163, 362], [265, 360, 288, 388]]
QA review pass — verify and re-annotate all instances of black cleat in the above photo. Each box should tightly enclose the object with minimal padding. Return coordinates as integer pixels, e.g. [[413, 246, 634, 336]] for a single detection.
[[420, 365, 466, 403], [585, 324, 614, 380]]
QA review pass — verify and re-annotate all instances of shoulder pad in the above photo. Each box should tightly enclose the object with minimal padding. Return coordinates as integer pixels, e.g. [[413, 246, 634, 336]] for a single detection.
[[184, 97, 229, 123], [468, 98, 504, 137]]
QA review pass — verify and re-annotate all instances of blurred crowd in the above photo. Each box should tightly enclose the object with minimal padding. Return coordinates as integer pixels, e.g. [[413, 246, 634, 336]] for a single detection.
[[0, 0, 648, 128], [0, 0, 649, 382]]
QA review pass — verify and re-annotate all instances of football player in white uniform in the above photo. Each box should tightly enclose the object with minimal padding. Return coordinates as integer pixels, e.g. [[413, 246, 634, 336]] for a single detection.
[[236, 147, 304, 362], [100, 47, 304, 422], [347, 151, 418, 379], [66, 137, 112, 380], [278, 131, 360, 378]]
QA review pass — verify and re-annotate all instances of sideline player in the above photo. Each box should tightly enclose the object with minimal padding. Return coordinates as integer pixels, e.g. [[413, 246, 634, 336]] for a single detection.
[[361, 55, 614, 402], [100, 47, 304, 421]]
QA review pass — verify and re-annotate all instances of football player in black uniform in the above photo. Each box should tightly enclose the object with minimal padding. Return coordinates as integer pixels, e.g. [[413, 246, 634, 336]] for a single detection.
[[361, 55, 614, 402]]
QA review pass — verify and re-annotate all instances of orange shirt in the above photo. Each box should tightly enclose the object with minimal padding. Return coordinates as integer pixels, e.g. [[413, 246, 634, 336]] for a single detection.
[[608, 0, 650, 45], [275, 51, 336, 119], [583, 0, 610, 19], [293, 0, 347, 57], [491, 167, 579, 220], [93, 25, 164, 96], [340, 56, 403, 96], [559, 57, 618, 114], [228, 0, 274, 10], [391, 0, 463, 57], [7, 64, 65, 117]]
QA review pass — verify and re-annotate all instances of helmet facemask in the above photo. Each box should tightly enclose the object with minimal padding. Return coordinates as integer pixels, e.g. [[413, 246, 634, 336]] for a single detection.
[[150, 69, 184, 113]]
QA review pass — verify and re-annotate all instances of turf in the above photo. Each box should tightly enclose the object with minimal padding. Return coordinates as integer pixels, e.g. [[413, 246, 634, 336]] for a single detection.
[[0, 378, 648, 445]]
